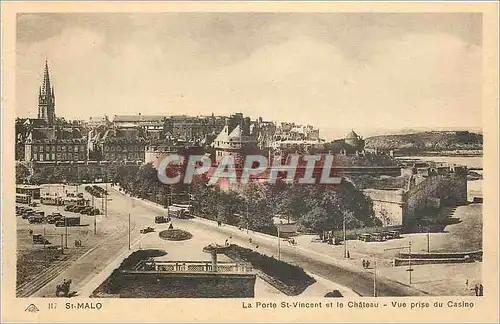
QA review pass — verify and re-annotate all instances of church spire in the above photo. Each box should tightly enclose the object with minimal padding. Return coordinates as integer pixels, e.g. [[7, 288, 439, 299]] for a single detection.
[[37, 59, 56, 125], [41, 59, 52, 97]]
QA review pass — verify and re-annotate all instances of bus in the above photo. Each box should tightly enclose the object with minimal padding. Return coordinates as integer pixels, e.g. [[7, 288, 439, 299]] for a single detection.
[[16, 194, 31, 204], [171, 203, 193, 213], [168, 205, 192, 219], [41, 195, 64, 206]]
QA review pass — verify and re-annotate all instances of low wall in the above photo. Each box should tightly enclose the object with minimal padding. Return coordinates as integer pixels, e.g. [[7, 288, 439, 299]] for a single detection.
[[95, 271, 256, 298], [394, 257, 475, 266], [399, 251, 482, 261]]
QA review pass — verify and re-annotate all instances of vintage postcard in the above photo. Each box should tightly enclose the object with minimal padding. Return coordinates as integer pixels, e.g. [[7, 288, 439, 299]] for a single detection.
[[1, 1, 499, 323]]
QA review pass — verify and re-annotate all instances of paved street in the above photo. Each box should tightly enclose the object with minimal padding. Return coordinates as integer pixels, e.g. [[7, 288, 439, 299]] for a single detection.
[[29, 183, 424, 297], [88, 186, 425, 297]]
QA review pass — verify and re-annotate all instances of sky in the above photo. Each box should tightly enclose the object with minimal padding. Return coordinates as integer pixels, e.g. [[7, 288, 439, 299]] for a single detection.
[[16, 13, 482, 139]]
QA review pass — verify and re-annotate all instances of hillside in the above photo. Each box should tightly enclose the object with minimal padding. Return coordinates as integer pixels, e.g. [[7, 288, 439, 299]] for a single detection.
[[365, 131, 483, 153]]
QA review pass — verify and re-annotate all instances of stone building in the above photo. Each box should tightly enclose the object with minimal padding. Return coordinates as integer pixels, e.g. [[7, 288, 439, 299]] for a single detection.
[[24, 138, 87, 162], [212, 122, 259, 164]]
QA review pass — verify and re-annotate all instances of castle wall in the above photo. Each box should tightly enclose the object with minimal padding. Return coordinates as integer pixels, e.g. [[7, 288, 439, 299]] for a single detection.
[[363, 189, 405, 226], [402, 166, 468, 227], [364, 166, 467, 228]]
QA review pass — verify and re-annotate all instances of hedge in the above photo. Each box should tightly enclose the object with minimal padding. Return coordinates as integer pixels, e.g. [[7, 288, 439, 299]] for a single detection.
[[223, 245, 315, 295]]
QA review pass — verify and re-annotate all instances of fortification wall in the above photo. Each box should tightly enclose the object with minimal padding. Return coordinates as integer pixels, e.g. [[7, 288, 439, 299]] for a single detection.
[[364, 166, 467, 228], [363, 189, 405, 226], [402, 166, 467, 227]]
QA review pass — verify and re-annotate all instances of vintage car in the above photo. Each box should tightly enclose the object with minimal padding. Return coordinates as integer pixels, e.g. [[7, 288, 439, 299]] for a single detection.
[[155, 216, 169, 224], [32, 234, 51, 245], [140, 227, 155, 234]]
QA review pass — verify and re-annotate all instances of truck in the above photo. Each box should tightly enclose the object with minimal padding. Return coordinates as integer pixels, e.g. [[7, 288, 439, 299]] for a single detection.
[[55, 216, 81, 227], [168, 205, 192, 219]]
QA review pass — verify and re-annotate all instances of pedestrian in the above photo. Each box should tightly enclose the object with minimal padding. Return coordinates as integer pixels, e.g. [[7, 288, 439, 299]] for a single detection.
[[479, 284, 483, 296], [362, 260, 366, 269], [224, 239, 229, 247], [465, 279, 469, 289], [472, 284, 479, 296], [347, 251, 350, 259], [249, 237, 252, 244], [366, 260, 370, 269]]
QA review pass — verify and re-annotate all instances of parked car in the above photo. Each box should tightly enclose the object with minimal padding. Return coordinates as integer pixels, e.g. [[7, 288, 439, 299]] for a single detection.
[[74, 206, 86, 213], [358, 234, 372, 242], [29, 202, 39, 207], [46, 215, 63, 224], [64, 204, 75, 211], [80, 206, 94, 215], [28, 215, 45, 224], [155, 216, 168, 224], [32, 234, 51, 245], [140, 227, 155, 234]]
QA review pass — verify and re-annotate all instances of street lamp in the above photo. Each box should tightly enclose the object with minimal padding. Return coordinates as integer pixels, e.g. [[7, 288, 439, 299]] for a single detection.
[[385, 239, 413, 285], [343, 213, 348, 258], [372, 255, 377, 297], [277, 224, 281, 261]]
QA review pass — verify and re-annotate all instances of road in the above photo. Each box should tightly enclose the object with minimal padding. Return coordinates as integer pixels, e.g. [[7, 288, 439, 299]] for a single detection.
[[32, 184, 425, 297]]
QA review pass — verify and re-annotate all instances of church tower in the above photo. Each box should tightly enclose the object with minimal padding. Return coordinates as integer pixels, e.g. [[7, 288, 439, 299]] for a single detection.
[[37, 60, 56, 125]]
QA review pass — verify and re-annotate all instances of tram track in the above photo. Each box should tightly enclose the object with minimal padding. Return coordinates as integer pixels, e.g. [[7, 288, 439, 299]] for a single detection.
[[16, 219, 129, 298]]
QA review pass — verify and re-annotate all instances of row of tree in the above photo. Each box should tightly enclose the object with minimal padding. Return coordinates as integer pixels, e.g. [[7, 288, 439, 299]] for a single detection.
[[118, 163, 381, 235], [17, 161, 380, 235]]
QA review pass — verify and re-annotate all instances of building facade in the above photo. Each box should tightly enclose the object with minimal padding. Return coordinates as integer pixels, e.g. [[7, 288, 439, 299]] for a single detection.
[[24, 138, 88, 162]]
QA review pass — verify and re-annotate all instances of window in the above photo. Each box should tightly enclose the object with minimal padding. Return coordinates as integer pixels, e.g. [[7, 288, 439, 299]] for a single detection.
[[45, 153, 50, 160], [57, 146, 61, 152], [62, 146, 67, 152], [62, 153, 67, 160], [80, 145, 85, 152], [45, 146, 50, 152], [51, 145, 55, 152], [74, 146, 78, 152], [68, 153, 73, 160], [40, 146, 44, 152], [56, 153, 61, 159], [33, 146, 38, 152]]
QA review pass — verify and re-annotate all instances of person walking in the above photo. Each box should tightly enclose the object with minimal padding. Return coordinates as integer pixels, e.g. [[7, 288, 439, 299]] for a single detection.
[[362, 260, 367, 269], [479, 284, 483, 296], [465, 279, 469, 290], [471, 284, 479, 296]]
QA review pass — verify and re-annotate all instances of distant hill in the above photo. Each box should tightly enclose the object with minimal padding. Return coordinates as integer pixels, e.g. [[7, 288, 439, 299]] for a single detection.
[[365, 131, 483, 152]]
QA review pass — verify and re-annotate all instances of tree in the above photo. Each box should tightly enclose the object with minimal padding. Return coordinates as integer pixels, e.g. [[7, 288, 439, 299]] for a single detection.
[[299, 206, 329, 234], [216, 190, 243, 225], [241, 183, 274, 231], [16, 163, 30, 184]]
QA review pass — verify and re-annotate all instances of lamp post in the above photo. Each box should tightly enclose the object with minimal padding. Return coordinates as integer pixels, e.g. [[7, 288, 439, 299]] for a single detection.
[[277, 224, 281, 261], [372, 255, 377, 297], [128, 213, 131, 250], [343, 214, 347, 258], [385, 239, 413, 285]]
